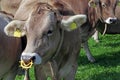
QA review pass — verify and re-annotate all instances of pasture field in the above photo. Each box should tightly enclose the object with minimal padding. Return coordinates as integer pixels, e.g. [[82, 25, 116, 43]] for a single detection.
[[16, 34, 120, 80]]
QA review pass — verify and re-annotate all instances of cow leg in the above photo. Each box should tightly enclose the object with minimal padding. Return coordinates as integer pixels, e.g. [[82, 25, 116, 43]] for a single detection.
[[82, 41, 95, 62], [92, 30, 99, 43]]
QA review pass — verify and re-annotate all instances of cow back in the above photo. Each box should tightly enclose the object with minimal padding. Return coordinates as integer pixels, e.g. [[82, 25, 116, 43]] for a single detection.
[[0, 13, 21, 79], [0, 0, 21, 15]]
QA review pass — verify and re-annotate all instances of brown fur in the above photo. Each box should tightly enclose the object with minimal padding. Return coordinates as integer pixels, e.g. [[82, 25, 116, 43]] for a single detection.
[[0, 12, 21, 80], [97, 6, 120, 34], [14, 0, 118, 42], [23, 4, 82, 79], [5, 0, 119, 80], [0, 0, 21, 16]]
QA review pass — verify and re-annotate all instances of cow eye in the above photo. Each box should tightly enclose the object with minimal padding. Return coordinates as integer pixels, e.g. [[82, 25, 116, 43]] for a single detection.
[[102, 3, 106, 8]]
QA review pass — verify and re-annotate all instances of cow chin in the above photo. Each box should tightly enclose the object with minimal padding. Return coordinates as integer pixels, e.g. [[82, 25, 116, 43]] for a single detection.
[[21, 52, 42, 65]]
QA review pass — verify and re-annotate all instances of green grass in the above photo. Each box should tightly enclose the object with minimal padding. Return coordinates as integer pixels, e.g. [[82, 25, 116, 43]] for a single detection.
[[76, 34, 120, 80], [16, 34, 120, 80]]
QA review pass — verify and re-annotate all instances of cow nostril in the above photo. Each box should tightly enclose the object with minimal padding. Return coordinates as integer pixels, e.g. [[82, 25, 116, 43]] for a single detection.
[[110, 19, 117, 23], [31, 56, 36, 62]]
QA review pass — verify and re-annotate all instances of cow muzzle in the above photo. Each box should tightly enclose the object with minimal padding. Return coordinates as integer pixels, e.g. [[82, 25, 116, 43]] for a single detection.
[[20, 53, 42, 69], [105, 17, 117, 24]]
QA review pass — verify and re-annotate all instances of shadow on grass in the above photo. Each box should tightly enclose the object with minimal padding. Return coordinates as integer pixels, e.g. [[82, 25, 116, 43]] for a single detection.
[[99, 40, 120, 48], [75, 72, 120, 80], [94, 41, 120, 48], [88, 71, 120, 80], [78, 51, 120, 67]]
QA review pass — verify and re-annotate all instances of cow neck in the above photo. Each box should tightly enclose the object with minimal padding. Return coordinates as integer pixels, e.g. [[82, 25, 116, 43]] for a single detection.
[[52, 29, 64, 59]]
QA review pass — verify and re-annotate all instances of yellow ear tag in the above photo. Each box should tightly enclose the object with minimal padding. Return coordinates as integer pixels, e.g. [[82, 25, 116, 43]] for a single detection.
[[70, 22, 77, 30], [14, 29, 22, 37], [89, 0, 96, 8]]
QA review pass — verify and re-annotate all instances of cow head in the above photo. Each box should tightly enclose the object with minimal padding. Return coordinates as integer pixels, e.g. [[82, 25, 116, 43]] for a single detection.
[[88, 0, 120, 24], [4, 2, 87, 66]]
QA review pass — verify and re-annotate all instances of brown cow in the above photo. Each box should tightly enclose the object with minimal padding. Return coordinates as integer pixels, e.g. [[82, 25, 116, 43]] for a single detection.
[[0, 13, 22, 80], [0, 0, 21, 16], [80, 0, 120, 62], [84, 1, 120, 63], [4, 0, 87, 80], [0, 0, 31, 80], [5, 0, 120, 63], [4, 0, 120, 79], [92, 6, 120, 42], [97, 6, 120, 34], [4, 0, 119, 63]]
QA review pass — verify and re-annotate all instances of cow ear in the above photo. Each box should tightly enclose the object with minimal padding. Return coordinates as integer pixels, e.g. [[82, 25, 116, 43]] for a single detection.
[[61, 14, 87, 31], [88, 0, 96, 8], [4, 20, 26, 37]]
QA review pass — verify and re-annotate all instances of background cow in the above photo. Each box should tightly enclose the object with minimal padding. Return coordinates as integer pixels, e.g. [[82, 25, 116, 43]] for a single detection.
[[79, 0, 120, 62], [0, 12, 22, 80], [0, 0, 29, 80], [92, 6, 120, 42], [97, 6, 120, 34], [85, 1, 120, 63]]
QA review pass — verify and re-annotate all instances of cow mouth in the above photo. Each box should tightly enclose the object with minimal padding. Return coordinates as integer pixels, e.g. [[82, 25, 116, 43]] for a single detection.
[[20, 60, 33, 70]]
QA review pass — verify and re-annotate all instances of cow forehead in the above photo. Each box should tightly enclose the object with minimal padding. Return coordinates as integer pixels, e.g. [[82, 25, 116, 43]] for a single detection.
[[30, 8, 57, 23], [26, 9, 57, 33], [26, 3, 58, 26]]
